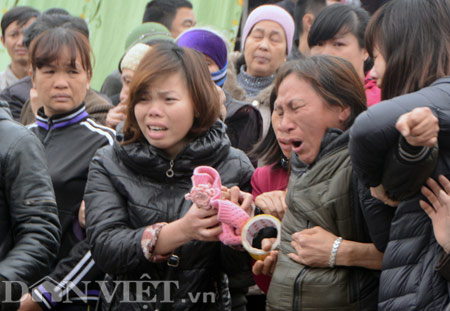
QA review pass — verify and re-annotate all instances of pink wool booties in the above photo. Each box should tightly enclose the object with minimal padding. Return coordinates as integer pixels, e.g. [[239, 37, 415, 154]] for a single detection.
[[185, 166, 250, 245]]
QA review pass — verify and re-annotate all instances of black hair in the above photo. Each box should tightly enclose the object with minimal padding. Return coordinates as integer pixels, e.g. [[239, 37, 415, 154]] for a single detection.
[[249, 90, 287, 169], [308, 4, 372, 72], [294, 0, 326, 38], [366, 0, 450, 100], [308, 3, 369, 49], [360, 0, 391, 15], [1, 6, 40, 38], [29, 27, 93, 79], [22, 14, 89, 47], [43, 8, 70, 16], [142, 0, 193, 29]]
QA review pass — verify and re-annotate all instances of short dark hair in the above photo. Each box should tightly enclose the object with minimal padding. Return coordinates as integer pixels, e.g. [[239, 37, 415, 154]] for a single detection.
[[1, 6, 40, 38], [22, 13, 89, 47], [308, 4, 370, 50], [294, 0, 326, 37], [360, 0, 391, 15], [142, 0, 193, 29], [43, 8, 70, 16], [274, 56, 366, 130], [365, 0, 450, 100], [123, 42, 220, 144], [29, 27, 92, 79]]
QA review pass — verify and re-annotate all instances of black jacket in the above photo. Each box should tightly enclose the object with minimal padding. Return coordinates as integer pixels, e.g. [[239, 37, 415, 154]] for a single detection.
[[349, 77, 450, 310], [0, 77, 29, 121], [28, 104, 115, 310], [0, 101, 60, 306], [85, 121, 254, 311], [224, 91, 262, 164]]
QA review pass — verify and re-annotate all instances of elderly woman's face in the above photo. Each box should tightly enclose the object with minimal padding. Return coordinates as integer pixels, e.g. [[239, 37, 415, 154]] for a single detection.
[[274, 73, 349, 164], [244, 20, 287, 77], [31, 46, 90, 117]]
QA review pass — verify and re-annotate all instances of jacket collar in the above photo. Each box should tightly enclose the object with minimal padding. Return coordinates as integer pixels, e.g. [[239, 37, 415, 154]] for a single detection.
[[431, 76, 450, 86], [291, 128, 348, 172], [317, 128, 348, 161], [36, 103, 88, 130], [116, 120, 231, 180]]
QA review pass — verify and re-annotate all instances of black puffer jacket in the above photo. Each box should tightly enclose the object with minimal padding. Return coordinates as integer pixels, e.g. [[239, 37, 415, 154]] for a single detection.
[[0, 101, 60, 302], [349, 77, 450, 310], [85, 121, 254, 311]]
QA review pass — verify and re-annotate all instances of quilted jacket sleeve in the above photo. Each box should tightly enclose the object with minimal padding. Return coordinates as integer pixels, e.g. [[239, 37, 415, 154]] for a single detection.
[[0, 127, 61, 285], [349, 79, 450, 199], [84, 148, 150, 275]]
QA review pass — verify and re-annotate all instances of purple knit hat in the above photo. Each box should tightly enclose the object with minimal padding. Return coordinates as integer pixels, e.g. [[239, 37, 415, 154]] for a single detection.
[[177, 28, 229, 87], [177, 28, 228, 70], [241, 5, 295, 55]]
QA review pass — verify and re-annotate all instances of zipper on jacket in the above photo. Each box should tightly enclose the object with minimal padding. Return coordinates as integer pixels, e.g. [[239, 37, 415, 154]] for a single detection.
[[43, 119, 54, 145], [306, 220, 311, 229], [293, 267, 307, 311], [166, 160, 174, 178]]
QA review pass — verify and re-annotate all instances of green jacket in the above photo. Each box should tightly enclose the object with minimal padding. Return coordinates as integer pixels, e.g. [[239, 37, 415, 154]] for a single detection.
[[267, 130, 378, 311]]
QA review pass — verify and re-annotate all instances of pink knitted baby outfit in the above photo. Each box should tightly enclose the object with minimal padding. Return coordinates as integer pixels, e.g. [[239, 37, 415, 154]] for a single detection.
[[185, 166, 250, 245]]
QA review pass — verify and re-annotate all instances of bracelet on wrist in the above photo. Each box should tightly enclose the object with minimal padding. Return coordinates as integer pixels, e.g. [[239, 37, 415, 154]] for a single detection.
[[141, 223, 168, 262], [328, 236, 343, 268]]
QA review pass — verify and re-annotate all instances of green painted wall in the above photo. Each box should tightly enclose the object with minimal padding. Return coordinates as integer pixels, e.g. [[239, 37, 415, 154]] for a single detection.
[[0, 0, 243, 90]]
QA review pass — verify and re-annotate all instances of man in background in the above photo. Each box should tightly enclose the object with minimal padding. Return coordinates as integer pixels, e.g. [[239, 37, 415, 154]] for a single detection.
[[100, 0, 196, 101], [293, 0, 327, 57], [0, 12, 112, 123], [0, 6, 39, 92], [142, 0, 196, 38], [276, 0, 295, 17]]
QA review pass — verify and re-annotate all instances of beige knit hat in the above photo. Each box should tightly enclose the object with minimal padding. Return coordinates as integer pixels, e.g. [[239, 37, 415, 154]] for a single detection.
[[120, 43, 151, 72]]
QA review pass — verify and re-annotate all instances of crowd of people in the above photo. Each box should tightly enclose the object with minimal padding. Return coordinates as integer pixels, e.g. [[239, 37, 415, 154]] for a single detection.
[[0, 0, 449, 310]]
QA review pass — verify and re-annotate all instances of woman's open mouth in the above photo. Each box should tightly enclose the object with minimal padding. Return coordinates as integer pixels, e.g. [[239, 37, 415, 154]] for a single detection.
[[291, 140, 303, 153]]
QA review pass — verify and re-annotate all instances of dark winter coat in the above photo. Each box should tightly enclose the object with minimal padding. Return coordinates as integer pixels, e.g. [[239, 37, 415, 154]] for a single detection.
[[84, 121, 255, 311], [28, 104, 115, 310], [224, 90, 262, 165], [349, 77, 450, 310], [267, 129, 379, 310], [0, 101, 60, 306]]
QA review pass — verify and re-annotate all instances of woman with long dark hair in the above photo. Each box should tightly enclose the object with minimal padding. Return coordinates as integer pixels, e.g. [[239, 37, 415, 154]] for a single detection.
[[350, 0, 450, 309], [308, 3, 381, 107]]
